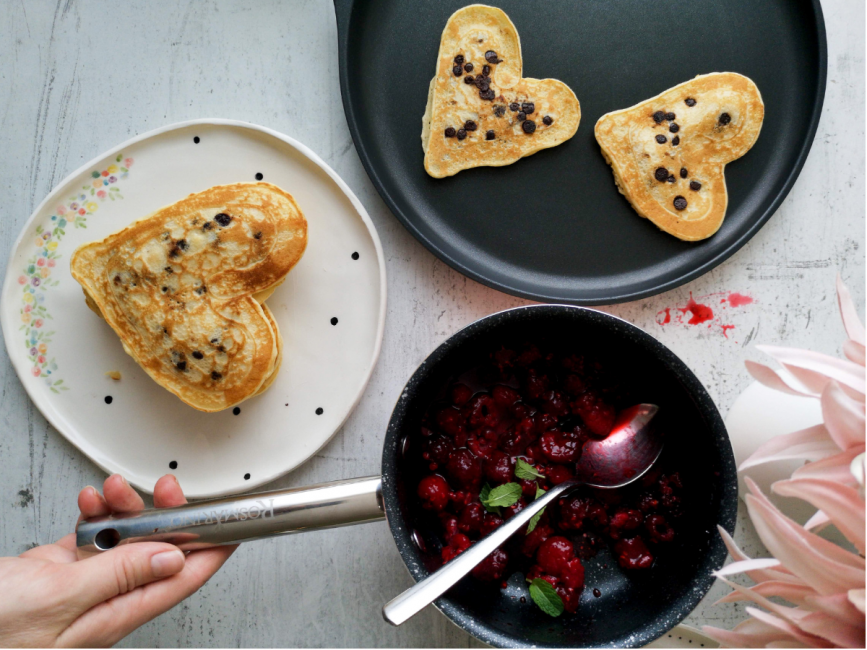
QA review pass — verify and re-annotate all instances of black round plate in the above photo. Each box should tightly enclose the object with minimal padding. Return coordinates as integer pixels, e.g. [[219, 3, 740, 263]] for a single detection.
[[335, 0, 826, 305]]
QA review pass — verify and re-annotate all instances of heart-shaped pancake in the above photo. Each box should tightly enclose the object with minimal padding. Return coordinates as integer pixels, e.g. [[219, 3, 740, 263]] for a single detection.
[[595, 72, 764, 241], [71, 182, 307, 412], [422, 4, 581, 178]]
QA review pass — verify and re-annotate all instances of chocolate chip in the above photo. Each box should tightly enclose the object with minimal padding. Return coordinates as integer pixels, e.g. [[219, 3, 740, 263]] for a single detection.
[[482, 65, 491, 76], [457, 128, 467, 140], [464, 75, 475, 85], [454, 54, 464, 64], [164, 267, 173, 274], [475, 76, 490, 91], [719, 112, 731, 125], [464, 120, 477, 131], [667, 175, 676, 183], [211, 371, 222, 380], [669, 123, 680, 133], [254, 231, 262, 239], [210, 338, 219, 344], [666, 112, 676, 121], [509, 102, 519, 111], [192, 351, 204, 360], [214, 213, 232, 227], [233, 407, 241, 416], [685, 97, 696, 107], [521, 102, 535, 115], [672, 136, 680, 146], [542, 115, 553, 125], [522, 120, 536, 134], [517, 111, 526, 121], [479, 88, 495, 100], [445, 127, 456, 137], [690, 181, 702, 191], [177, 239, 188, 251], [673, 196, 688, 210], [464, 62, 474, 73], [453, 65, 462, 76], [162, 286, 168, 292], [656, 134, 667, 144], [194, 285, 205, 294], [255, 172, 263, 181], [653, 110, 665, 123], [176, 361, 187, 371], [113, 275, 121, 285], [654, 167, 669, 181], [493, 105, 506, 117], [486, 130, 495, 140], [203, 221, 213, 230], [485, 50, 501, 63]]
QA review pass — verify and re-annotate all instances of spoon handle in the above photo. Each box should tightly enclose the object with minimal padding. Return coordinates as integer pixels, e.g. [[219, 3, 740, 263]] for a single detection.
[[382, 480, 575, 626]]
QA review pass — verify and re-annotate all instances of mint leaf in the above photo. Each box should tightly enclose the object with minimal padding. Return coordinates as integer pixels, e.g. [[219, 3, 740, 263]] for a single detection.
[[526, 486, 547, 534], [515, 458, 544, 481], [480, 483, 500, 515], [483, 482, 522, 509], [529, 578, 564, 617]]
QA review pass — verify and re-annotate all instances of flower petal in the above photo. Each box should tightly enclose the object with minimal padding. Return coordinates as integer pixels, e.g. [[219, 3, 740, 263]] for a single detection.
[[843, 339, 866, 367], [822, 380, 866, 450], [745, 478, 864, 595], [745, 360, 818, 397], [715, 558, 783, 577], [848, 589, 865, 614], [837, 274, 866, 346], [798, 610, 865, 647], [792, 447, 865, 486], [739, 424, 840, 471], [757, 345, 866, 395], [803, 509, 830, 531], [745, 607, 833, 647], [716, 580, 817, 607], [804, 591, 866, 626], [772, 477, 866, 554], [703, 619, 804, 648], [717, 525, 802, 584]]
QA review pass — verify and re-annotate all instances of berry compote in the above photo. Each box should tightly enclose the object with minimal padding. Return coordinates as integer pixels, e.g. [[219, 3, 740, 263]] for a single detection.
[[413, 341, 684, 616]]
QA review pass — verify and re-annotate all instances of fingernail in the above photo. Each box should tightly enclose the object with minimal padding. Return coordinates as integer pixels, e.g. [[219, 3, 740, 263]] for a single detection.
[[151, 549, 185, 577], [119, 475, 128, 486], [83, 485, 97, 496]]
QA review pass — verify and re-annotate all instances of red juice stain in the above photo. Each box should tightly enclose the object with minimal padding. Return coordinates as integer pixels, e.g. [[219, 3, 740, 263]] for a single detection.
[[727, 292, 753, 307], [721, 325, 735, 338], [678, 293, 714, 325], [656, 307, 671, 325]]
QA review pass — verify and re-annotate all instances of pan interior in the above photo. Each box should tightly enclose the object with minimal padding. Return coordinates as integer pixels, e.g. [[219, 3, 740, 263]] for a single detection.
[[382, 306, 736, 648]]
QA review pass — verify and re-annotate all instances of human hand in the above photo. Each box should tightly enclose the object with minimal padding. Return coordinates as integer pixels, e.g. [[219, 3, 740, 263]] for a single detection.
[[0, 474, 236, 647]]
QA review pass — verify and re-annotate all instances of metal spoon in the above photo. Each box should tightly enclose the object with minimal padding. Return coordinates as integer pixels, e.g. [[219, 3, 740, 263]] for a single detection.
[[381, 403, 662, 627]]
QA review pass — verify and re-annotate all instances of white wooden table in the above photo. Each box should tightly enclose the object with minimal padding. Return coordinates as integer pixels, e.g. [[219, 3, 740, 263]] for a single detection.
[[0, 1, 863, 646]]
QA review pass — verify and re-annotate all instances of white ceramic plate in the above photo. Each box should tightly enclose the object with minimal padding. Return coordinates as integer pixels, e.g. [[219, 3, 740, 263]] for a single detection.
[[1, 119, 386, 498]]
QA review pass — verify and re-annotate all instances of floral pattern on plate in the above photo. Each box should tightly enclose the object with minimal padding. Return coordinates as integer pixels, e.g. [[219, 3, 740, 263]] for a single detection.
[[18, 154, 133, 391]]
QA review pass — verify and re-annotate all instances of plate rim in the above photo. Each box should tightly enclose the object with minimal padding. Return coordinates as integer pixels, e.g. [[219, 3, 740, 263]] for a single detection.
[[0, 117, 388, 497], [334, 0, 828, 306]]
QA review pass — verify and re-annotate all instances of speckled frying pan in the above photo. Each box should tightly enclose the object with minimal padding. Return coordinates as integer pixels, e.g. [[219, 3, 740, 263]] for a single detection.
[[334, 0, 826, 304], [78, 306, 737, 647]]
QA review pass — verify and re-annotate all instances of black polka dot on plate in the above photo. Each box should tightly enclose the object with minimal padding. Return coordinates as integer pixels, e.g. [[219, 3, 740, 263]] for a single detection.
[[331, 317, 338, 326], [169, 460, 178, 470], [193, 136, 200, 144], [104, 396, 113, 404], [244, 473, 251, 480], [315, 407, 323, 415], [233, 407, 241, 415], [255, 172, 264, 181], [351, 252, 359, 260]]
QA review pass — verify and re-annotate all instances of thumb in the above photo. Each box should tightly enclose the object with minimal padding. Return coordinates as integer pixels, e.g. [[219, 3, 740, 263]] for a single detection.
[[67, 543, 185, 611]]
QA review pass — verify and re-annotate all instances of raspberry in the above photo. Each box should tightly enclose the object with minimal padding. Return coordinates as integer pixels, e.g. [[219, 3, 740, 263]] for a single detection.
[[417, 475, 450, 511], [472, 548, 509, 581], [445, 448, 483, 490], [614, 536, 654, 569]]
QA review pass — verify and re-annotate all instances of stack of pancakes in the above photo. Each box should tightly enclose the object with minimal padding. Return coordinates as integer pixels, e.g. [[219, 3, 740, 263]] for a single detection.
[[71, 182, 307, 412]]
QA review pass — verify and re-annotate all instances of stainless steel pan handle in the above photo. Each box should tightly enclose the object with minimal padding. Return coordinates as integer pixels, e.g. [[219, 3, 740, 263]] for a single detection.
[[76, 476, 384, 557]]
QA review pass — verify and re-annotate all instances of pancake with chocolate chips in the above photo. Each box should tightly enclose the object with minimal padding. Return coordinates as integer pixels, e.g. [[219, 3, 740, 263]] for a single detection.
[[595, 72, 764, 241], [422, 4, 581, 178], [70, 183, 307, 412]]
